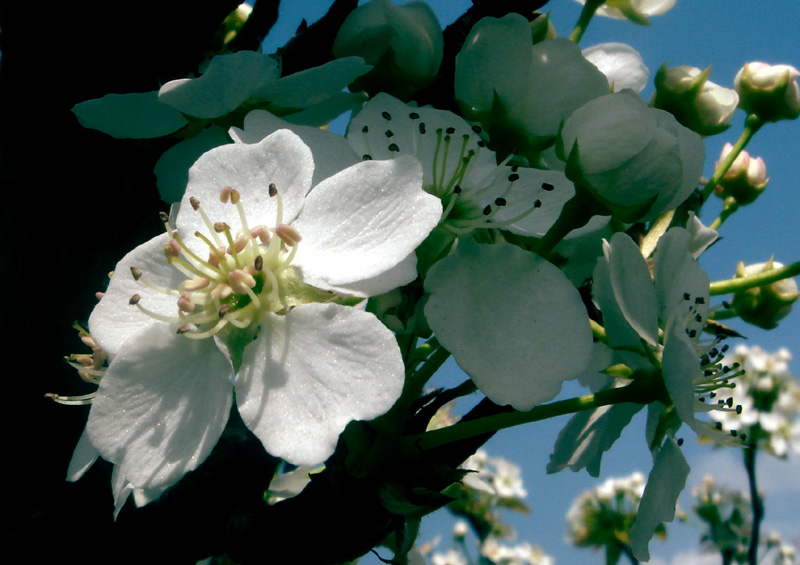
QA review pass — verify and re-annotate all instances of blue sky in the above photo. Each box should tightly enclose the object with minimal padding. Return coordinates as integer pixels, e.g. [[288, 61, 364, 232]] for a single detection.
[[261, 1, 800, 563]]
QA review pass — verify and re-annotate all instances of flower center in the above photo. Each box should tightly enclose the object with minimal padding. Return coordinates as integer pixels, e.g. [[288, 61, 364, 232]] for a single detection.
[[130, 184, 314, 342]]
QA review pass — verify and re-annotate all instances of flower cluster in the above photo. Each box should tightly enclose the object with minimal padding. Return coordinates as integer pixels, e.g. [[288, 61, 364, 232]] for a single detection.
[[710, 345, 800, 457], [566, 472, 655, 559]]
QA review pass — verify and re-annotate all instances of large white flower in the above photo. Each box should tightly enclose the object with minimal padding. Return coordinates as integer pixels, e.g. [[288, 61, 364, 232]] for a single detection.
[[81, 129, 441, 496]]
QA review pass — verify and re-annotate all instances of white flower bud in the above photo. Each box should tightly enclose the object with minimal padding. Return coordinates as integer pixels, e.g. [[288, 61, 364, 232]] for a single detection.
[[332, 0, 443, 100], [574, 0, 676, 25], [557, 90, 704, 222], [652, 65, 739, 135], [734, 62, 800, 122], [733, 259, 800, 329]]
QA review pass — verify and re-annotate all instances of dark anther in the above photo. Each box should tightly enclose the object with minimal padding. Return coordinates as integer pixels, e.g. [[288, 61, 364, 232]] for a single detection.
[[683, 292, 691, 300], [445, 127, 456, 134], [715, 422, 723, 430], [388, 143, 399, 152], [533, 199, 542, 208], [477, 140, 486, 147], [482, 205, 492, 215], [453, 185, 462, 194], [362, 154, 373, 160], [695, 297, 706, 304], [495, 197, 507, 206], [419, 123, 426, 135], [362, 125, 369, 134], [409, 112, 420, 119], [677, 438, 684, 446], [508, 173, 519, 182], [269, 183, 278, 197], [382, 111, 392, 120], [541, 182, 554, 191], [511, 165, 519, 172], [385, 130, 394, 138], [472, 125, 482, 134]]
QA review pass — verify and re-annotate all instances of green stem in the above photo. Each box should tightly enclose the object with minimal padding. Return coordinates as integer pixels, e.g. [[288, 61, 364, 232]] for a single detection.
[[709, 196, 739, 231], [569, 0, 605, 43], [744, 443, 763, 565], [710, 260, 800, 295], [708, 307, 738, 321], [590, 319, 608, 344], [410, 381, 649, 451], [701, 114, 764, 202]]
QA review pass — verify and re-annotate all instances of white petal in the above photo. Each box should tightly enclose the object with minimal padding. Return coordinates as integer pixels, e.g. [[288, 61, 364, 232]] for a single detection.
[[236, 303, 404, 465], [424, 240, 593, 410], [686, 213, 719, 258], [603, 232, 659, 347], [154, 126, 231, 204], [492, 168, 575, 237], [159, 51, 279, 119], [653, 227, 710, 329], [512, 38, 610, 145], [89, 233, 181, 357], [230, 110, 359, 187], [547, 401, 643, 476], [72, 92, 188, 139], [592, 255, 650, 370], [454, 14, 531, 116], [254, 57, 371, 109], [310, 252, 418, 298], [347, 92, 497, 188], [86, 324, 233, 489], [292, 155, 441, 287], [178, 130, 314, 255], [111, 466, 133, 518], [662, 322, 701, 430], [583, 43, 649, 93], [66, 429, 99, 482], [630, 438, 689, 562]]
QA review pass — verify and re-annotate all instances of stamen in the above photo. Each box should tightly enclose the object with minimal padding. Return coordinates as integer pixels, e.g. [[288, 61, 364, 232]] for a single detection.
[[276, 224, 302, 247]]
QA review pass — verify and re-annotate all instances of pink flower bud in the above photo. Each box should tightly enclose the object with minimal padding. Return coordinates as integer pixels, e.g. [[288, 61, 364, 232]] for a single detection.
[[714, 143, 769, 204]]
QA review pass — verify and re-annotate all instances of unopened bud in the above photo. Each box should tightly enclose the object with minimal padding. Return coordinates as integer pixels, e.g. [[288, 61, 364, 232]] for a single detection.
[[332, 0, 443, 100], [732, 259, 800, 329], [714, 143, 768, 204], [735, 62, 800, 122], [652, 64, 739, 136]]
